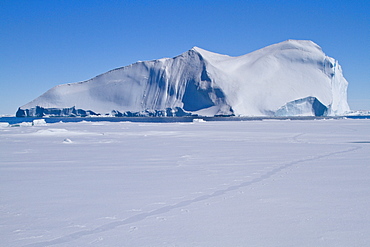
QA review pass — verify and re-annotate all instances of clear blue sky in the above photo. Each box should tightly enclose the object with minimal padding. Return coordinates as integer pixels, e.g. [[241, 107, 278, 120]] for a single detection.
[[1, 0, 369, 115]]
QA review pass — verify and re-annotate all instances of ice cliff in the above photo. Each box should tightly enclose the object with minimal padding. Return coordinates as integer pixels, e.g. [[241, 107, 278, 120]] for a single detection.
[[16, 40, 350, 117]]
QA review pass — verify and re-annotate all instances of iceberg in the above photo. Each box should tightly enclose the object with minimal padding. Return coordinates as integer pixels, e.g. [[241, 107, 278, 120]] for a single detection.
[[16, 40, 350, 117]]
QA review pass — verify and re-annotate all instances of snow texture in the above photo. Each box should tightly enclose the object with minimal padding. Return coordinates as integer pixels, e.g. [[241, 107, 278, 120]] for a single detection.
[[1, 119, 370, 246], [17, 40, 350, 117]]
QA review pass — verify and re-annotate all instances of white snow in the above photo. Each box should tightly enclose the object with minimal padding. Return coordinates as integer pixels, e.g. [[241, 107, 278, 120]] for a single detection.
[[18, 40, 350, 117], [0, 122, 9, 128], [1, 119, 370, 246], [32, 119, 47, 126]]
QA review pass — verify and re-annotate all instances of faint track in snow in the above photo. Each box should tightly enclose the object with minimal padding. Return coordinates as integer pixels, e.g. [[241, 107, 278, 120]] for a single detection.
[[291, 133, 306, 143], [24, 145, 361, 247]]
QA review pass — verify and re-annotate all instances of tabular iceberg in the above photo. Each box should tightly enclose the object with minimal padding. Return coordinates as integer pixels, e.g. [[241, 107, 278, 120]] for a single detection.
[[16, 40, 350, 117]]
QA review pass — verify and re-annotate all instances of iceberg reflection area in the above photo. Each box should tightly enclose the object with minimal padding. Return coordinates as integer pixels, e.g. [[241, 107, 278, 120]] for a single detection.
[[1, 119, 370, 246]]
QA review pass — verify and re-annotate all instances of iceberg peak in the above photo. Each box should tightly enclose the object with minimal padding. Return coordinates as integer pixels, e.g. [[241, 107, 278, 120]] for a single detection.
[[266, 39, 323, 54], [189, 46, 231, 64]]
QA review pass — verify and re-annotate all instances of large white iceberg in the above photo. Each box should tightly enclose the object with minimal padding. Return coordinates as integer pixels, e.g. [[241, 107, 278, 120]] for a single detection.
[[17, 40, 350, 117]]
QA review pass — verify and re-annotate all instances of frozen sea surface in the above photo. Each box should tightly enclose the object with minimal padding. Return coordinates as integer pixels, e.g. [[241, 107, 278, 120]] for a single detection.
[[1, 119, 370, 246]]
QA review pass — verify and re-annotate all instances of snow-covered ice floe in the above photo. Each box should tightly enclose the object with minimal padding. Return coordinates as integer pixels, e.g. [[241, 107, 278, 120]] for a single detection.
[[1, 119, 370, 246]]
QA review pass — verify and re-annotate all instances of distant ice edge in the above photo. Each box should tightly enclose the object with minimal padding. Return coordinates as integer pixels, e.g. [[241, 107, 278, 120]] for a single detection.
[[16, 96, 329, 117], [16, 106, 201, 117], [16, 40, 350, 117]]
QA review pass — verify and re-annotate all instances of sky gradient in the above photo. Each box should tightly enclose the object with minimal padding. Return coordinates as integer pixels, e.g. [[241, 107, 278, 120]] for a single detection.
[[1, 0, 369, 115]]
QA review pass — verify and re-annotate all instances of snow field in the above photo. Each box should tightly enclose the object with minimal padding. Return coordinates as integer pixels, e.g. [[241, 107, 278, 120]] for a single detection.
[[1, 119, 370, 246]]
